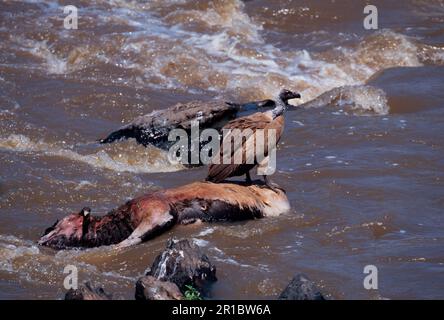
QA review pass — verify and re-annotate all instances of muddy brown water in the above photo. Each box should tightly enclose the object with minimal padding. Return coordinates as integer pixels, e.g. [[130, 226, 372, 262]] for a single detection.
[[0, 0, 443, 299]]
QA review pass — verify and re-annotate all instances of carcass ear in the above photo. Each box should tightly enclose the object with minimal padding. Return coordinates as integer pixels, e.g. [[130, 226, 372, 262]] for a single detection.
[[79, 207, 91, 217]]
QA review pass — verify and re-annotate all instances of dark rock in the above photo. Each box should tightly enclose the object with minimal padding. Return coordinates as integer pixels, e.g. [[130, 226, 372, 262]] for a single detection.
[[99, 101, 239, 150], [278, 274, 325, 300], [147, 238, 217, 292], [65, 282, 112, 300], [99, 99, 284, 150], [135, 276, 183, 300]]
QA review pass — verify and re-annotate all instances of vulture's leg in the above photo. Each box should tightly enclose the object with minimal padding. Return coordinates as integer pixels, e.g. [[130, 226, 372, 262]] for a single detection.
[[245, 171, 252, 184], [258, 156, 277, 188], [263, 175, 279, 189]]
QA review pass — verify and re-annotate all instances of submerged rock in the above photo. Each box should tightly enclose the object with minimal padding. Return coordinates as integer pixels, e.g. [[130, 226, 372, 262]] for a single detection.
[[278, 274, 325, 300], [146, 238, 217, 292], [100, 100, 239, 150], [299, 85, 389, 116], [135, 276, 183, 300], [65, 282, 112, 300]]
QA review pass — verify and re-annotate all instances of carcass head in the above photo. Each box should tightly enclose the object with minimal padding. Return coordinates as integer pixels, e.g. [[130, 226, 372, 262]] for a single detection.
[[39, 207, 92, 249]]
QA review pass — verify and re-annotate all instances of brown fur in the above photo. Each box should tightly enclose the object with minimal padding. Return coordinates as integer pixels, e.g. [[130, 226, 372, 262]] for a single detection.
[[39, 182, 289, 249]]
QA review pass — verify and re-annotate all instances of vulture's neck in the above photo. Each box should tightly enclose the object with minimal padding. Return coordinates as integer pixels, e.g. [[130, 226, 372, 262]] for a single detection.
[[271, 96, 286, 119]]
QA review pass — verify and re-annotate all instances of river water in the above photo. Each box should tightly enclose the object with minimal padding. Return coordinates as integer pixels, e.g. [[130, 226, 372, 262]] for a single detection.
[[0, 0, 443, 299]]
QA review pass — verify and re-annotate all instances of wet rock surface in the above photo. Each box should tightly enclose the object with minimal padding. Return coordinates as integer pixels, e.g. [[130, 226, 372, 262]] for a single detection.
[[146, 238, 217, 293], [298, 85, 389, 116], [63, 239, 217, 300], [65, 239, 217, 300], [65, 282, 112, 300], [278, 274, 326, 300], [99, 99, 281, 150], [135, 276, 183, 300], [99, 101, 239, 150], [62, 243, 327, 301]]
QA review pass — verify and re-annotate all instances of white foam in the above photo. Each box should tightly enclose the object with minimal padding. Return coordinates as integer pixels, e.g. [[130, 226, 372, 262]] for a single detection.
[[8, 2, 432, 109], [0, 234, 134, 287], [0, 235, 40, 272], [212, 256, 252, 269], [196, 227, 215, 237], [74, 180, 95, 190], [12, 38, 68, 74], [192, 238, 209, 247], [0, 134, 182, 173]]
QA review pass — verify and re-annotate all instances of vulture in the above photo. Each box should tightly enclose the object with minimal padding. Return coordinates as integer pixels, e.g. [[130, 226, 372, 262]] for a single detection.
[[206, 89, 301, 185]]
